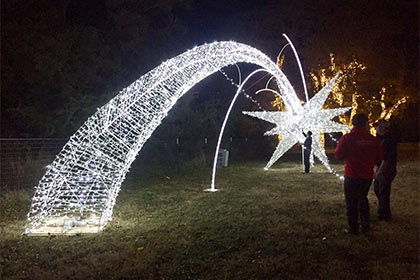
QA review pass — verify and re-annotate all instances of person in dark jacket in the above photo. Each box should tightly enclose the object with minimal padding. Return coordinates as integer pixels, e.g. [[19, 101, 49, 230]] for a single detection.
[[373, 119, 397, 221], [302, 131, 312, 173], [335, 113, 383, 234]]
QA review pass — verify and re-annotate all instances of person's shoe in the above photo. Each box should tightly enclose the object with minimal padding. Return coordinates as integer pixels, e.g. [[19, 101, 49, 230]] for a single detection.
[[344, 228, 359, 235]]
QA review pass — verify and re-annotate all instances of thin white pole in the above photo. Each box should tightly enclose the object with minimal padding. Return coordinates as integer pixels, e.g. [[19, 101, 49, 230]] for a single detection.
[[206, 68, 273, 192], [302, 145, 305, 172], [282, 34, 309, 103], [282, 34, 309, 171]]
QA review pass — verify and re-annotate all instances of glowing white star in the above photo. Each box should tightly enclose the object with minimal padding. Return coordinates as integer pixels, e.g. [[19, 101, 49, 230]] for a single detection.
[[243, 74, 351, 170]]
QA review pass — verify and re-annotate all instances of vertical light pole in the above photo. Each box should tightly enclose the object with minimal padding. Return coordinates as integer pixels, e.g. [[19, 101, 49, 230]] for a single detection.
[[282, 34, 309, 172]]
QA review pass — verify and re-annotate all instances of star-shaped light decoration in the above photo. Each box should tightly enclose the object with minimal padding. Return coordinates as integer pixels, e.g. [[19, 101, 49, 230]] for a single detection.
[[243, 74, 351, 171]]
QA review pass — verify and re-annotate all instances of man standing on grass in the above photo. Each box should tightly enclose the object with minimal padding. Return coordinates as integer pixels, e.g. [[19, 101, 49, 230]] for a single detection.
[[335, 113, 383, 235], [373, 119, 397, 221], [302, 131, 312, 173]]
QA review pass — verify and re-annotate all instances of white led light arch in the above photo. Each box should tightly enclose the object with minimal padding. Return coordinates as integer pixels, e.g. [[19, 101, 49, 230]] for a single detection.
[[25, 41, 300, 235]]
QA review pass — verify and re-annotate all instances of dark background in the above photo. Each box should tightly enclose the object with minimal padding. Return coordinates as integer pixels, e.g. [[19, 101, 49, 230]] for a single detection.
[[1, 0, 418, 143]]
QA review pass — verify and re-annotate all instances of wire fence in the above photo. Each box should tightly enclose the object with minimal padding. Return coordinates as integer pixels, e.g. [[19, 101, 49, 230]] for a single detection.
[[0, 136, 339, 190], [0, 136, 276, 190], [0, 138, 67, 190]]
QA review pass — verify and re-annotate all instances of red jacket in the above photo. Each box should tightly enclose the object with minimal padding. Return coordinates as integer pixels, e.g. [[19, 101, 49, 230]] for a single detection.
[[335, 127, 383, 179]]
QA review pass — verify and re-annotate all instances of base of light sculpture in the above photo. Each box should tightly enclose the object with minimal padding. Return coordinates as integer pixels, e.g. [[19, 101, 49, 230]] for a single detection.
[[204, 188, 219, 192], [26, 216, 102, 236]]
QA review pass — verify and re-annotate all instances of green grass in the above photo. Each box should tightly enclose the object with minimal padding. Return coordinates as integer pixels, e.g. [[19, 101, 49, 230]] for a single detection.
[[1, 143, 419, 279]]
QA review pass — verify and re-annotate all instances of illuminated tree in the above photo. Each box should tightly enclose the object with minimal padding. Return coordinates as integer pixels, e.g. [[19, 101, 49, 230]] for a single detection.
[[309, 53, 366, 126], [309, 54, 409, 134], [273, 53, 410, 135]]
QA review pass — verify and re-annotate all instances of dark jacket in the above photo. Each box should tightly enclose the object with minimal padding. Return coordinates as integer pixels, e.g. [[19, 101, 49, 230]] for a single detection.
[[304, 136, 312, 152], [376, 133, 397, 178]]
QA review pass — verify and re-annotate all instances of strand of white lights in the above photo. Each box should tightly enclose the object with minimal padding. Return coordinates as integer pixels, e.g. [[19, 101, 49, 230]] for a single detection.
[[326, 133, 340, 143], [218, 68, 265, 110], [209, 68, 276, 192], [218, 64, 346, 181], [220, 60, 343, 177], [223, 44, 346, 179], [25, 41, 296, 235], [325, 133, 344, 179]]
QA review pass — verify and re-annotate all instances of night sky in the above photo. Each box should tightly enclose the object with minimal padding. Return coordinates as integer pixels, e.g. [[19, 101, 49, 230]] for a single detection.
[[1, 0, 419, 138]]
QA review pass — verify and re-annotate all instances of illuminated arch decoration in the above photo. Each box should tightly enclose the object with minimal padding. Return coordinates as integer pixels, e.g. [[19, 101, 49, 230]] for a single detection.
[[25, 41, 303, 235]]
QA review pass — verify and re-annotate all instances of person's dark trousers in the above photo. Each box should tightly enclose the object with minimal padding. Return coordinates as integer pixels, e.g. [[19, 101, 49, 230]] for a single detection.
[[344, 177, 373, 233], [374, 173, 395, 220], [304, 150, 310, 173]]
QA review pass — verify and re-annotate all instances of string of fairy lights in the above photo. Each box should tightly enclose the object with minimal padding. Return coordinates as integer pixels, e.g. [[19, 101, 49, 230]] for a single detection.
[[218, 67, 265, 110], [309, 53, 409, 135], [217, 38, 350, 178], [220, 65, 344, 176]]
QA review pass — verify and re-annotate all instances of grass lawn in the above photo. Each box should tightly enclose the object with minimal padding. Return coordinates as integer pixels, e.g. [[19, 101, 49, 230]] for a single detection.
[[0, 143, 419, 279]]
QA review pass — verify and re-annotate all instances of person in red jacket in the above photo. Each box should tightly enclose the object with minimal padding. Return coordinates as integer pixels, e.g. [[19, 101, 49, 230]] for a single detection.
[[335, 113, 383, 235]]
